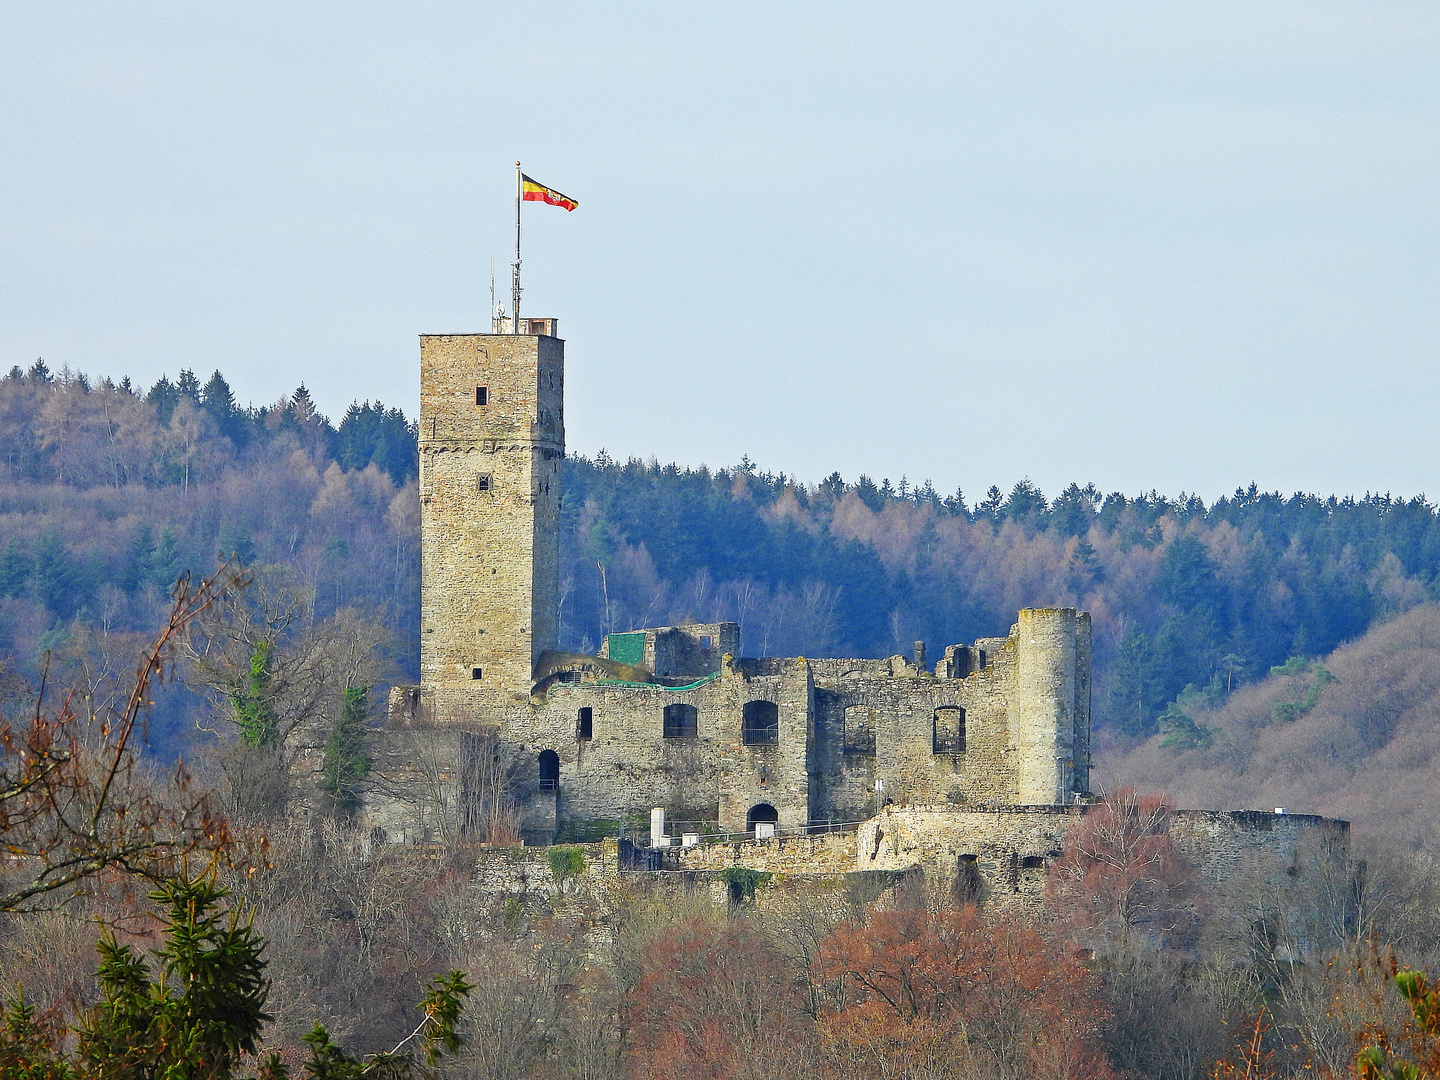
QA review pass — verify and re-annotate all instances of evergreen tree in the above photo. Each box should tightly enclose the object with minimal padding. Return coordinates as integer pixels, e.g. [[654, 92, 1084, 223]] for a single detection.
[[176, 368, 201, 402], [320, 686, 372, 814], [334, 401, 419, 484], [201, 369, 249, 448], [0, 869, 472, 1080], [146, 375, 181, 426], [1069, 538, 1104, 591], [0, 539, 31, 599], [216, 524, 255, 565], [1106, 624, 1165, 738], [27, 359, 50, 383], [77, 873, 272, 1078], [30, 528, 76, 616], [854, 475, 883, 512], [1004, 478, 1048, 523], [121, 523, 154, 593], [149, 528, 183, 591], [977, 485, 1005, 524]]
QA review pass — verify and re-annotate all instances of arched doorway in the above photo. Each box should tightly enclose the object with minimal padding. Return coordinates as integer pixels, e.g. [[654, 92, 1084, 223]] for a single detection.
[[538, 749, 559, 789], [746, 803, 779, 831]]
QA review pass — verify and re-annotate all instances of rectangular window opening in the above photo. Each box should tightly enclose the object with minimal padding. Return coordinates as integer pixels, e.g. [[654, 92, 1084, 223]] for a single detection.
[[577, 707, 593, 740], [476, 386, 488, 405], [476, 473, 492, 492], [471, 667, 483, 680], [700, 635, 713, 650], [933, 707, 965, 754]]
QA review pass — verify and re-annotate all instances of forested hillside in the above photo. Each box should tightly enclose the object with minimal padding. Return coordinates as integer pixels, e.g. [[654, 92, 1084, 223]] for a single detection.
[[4, 358, 1440, 755], [1100, 600, 1440, 849]]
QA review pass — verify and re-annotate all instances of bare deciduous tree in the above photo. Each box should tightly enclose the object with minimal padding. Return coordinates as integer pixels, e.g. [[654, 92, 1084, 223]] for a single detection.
[[0, 564, 243, 911]]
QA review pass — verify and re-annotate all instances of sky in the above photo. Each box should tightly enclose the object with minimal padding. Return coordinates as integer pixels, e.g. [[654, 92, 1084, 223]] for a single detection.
[[2, 3, 1437, 504]]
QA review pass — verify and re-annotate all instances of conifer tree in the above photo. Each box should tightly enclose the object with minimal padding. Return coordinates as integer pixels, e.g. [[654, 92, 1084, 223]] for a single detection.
[[0, 538, 31, 599], [30, 528, 76, 616], [147, 375, 181, 426], [320, 686, 372, 814], [177, 368, 202, 402]]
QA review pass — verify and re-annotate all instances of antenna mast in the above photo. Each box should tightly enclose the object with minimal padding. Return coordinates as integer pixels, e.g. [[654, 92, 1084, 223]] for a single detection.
[[489, 258, 496, 331], [512, 160, 522, 333]]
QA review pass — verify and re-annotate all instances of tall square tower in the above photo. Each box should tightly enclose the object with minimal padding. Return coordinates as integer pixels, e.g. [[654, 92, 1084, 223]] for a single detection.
[[418, 325, 564, 724]]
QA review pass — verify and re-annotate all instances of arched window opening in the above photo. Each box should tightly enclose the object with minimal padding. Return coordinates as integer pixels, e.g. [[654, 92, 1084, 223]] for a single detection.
[[741, 700, 779, 745], [662, 703, 698, 739], [746, 803, 779, 832], [933, 707, 965, 754], [576, 707, 593, 740], [538, 749, 560, 789]]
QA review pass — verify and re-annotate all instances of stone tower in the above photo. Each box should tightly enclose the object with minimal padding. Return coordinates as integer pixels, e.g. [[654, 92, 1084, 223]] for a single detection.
[[418, 323, 564, 724], [1011, 607, 1092, 803]]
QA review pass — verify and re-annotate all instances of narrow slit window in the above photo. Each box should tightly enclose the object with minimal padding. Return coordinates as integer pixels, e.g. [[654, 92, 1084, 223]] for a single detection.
[[476, 386, 488, 405]]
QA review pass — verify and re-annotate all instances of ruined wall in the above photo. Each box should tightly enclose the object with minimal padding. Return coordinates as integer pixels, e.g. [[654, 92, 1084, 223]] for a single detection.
[[716, 661, 813, 831], [807, 640, 1020, 821], [649, 623, 739, 680], [418, 332, 564, 726], [669, 830, 858, 874], [507, 661, 815, 832], [851, 804, 1351, 921]]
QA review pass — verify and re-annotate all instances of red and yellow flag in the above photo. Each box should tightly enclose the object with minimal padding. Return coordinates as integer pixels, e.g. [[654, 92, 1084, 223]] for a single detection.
[[522, 175, 578, 211]]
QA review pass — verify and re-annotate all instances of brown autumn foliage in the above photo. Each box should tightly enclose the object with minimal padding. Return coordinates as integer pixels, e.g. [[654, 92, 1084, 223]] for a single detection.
[[1046, 787, 1206, 953], [625, 915, 816, 1080], [816, 904, 1116, 1080]]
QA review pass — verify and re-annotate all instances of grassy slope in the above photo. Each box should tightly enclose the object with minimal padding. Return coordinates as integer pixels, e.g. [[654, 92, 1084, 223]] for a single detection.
[[1096, 602, 1440, 851]]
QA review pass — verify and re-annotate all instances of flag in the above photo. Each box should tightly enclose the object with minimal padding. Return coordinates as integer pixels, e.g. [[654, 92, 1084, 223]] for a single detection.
[[522, 175, 578, 211]]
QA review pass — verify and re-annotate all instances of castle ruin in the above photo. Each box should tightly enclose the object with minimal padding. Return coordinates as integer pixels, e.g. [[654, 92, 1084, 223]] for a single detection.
[[377, 319, 1349, 916]]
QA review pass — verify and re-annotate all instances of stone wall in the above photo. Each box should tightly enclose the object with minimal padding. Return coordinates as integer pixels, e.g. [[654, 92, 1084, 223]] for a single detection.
[[668, 830, 859, 874], [852, 803, 1351, 920]]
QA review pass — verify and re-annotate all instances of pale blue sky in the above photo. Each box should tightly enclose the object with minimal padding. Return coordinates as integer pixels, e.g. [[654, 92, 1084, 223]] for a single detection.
[[2, 3, 1437, 502]]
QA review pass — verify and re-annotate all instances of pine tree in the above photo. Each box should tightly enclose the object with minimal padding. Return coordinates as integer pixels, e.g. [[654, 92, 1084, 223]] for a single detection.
[[0, 869, 472, 1079], [146, 375, 181, 426], [77, 873, 272, 1078], [202, 370, 249, 447], [176, 368, 201, 402], [320, 686, 372, 814], [148, 528, 183, 591], [121, 523, 154, 593], [30, 528, 76, 615], [0, 539, 31, 598]]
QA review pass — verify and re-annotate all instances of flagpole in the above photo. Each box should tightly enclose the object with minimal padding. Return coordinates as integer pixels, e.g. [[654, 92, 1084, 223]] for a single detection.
[[512, 161, 522, 334]]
